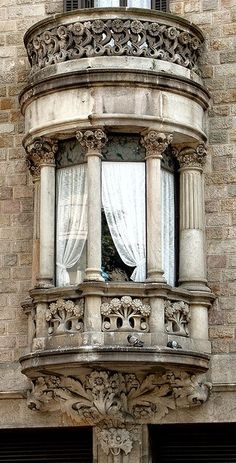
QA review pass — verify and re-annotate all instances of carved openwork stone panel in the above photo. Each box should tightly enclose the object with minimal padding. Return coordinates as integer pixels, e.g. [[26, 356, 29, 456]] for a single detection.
[[165, 300, 191, 336], [101, 296, 151, 332], [46, 298, 84, 335], [26, 17, 203, 76], [27, 368, 211, 426]]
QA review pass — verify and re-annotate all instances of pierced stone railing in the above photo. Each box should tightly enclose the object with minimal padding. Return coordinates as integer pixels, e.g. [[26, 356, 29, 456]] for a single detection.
[[25, 10, 204, 76]]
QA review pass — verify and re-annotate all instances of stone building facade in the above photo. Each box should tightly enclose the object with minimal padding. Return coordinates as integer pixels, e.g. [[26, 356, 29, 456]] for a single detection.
[[0, 0, 236, 461]]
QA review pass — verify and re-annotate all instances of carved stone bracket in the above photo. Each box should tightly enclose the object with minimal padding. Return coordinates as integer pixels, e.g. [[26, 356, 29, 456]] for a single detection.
[[27, 369, 211, 425], [175, 144, 207, 169], [25, 137, 58, 177], [26, 18, 203, 76], [101, 296, 151, 332], [165, 300, 191, 336], [76, 129, 108, 152], [141, 131, 173, 158], [95, 425, 141, 456], [46, 298, 84, 335]]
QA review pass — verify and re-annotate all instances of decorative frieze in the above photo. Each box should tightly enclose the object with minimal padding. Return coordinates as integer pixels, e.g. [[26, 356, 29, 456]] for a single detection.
[[25, 137, 58, 177], [46, 298, 84, 335], [165, 300, 191, 336], [141, 131, 173, 158], [27, 369, 211, 425], [101, 296, 151, 332], [176, 144, 207, 169], [26, 18, 202, 75], [76, 129, 108, 152]]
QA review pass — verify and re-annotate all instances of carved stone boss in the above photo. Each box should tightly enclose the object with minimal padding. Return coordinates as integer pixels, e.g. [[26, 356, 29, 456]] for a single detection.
[[26, 18, 202, 76], [25, 137, 58, 287], [28, 369, 211, 426]]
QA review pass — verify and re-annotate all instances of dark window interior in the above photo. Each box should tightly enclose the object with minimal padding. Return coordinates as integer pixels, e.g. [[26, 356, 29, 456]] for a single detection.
[[0, 427, 92, 462], [152, 0, 169, 11], [150, 423, 236, 463]]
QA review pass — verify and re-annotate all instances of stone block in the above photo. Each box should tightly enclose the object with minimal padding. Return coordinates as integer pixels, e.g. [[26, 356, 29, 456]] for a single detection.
[[203, 0, 218, 10]]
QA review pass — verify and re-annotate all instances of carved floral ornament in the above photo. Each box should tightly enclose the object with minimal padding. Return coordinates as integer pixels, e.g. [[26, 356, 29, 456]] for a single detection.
[[76, 129, 108, 152], [25, 137, 58, 177], [46, 298, 84, 335], [141, 131, 173, 158], [26, 18, 203, 76], [101, 296, 151, 332], [27, 369, 211, 428], [95, 425, 141, 456], [175, 144, 207, 168], [165, 300, 191, 337]]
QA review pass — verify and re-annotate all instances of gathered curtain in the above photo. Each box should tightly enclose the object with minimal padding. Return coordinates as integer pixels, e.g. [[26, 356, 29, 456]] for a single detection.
[[56, 164, 87, 287], [102, 162, 146, 282], [162, 169, 175, 286]]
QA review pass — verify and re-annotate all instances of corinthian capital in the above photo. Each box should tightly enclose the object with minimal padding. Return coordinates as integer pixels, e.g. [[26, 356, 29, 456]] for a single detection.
[[176, 144, 207, 168], [76, 129, 107, 152], [141, 131, 173, 158], [25, 137, 58, 177]]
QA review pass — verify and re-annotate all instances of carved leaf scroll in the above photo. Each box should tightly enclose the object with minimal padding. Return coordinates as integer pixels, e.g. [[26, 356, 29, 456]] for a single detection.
[[27, 369, 211, 426], [26, 18, 202, 76]]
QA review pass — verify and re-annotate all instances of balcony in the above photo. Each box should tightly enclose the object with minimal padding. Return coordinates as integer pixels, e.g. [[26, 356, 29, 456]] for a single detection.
[[19, 8, 213, 427]]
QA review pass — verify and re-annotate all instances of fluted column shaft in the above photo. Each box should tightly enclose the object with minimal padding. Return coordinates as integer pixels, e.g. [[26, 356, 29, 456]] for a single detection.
[[77, 129, 107, 281], [176, 144, 208, 292], [141, 131, 173, 282], [25, 137, 58, 288]]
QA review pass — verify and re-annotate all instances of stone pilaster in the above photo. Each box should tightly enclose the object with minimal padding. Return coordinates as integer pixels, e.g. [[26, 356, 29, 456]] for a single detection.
[[175, 143, 209, 292], [76, 129, 107, 282], [25, 137, 58, 288], [141, 131, 173, 282]]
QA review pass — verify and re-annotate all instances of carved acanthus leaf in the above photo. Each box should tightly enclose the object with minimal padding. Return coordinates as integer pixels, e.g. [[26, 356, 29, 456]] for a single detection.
[[76, 129, 107, 152], [101, 296, 151, 332], [175, 144, 207, 168], [141, 131, 173, 158], [26, 19, 203, 76], [165, 300, 191, 336], [27, 369, 211, 425], [25, 137, 58, 176]]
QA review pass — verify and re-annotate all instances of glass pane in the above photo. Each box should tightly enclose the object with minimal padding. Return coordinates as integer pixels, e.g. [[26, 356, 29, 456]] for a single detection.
[[102, 134, 145, 162], [57, 139, 85, 168]]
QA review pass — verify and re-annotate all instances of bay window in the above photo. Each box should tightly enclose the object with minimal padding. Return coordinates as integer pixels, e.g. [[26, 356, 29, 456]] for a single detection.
[[64, 0, 169, 11], [55, 132, 176, 287]]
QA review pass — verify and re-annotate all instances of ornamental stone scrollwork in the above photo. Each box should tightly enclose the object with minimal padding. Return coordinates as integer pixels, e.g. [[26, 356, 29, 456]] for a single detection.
[[25, 137, 58, 177], [165, 300, 191, 336], [101, 296, 151, 332], [175, 144, 207, 168], [95, 425, 141, 456], [26, 18, 203, 76], [27, 369, 211, 425], [76, 129, 108, 152], [46, 298, 84, 335], [141, 131, 173, 158]]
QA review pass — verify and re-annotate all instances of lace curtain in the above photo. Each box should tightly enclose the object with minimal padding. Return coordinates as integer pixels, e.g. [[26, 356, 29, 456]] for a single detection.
[[56, 164, 87, 286], [102, 162, 146, 282], [162, 169, 175, 286]]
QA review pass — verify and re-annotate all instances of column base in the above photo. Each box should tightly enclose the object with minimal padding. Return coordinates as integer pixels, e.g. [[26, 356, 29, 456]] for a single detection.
[[146, 270, 166, 284], [35, 277, 54, 289], [179, 280, 211, 292], [84, 267, 104, 282]]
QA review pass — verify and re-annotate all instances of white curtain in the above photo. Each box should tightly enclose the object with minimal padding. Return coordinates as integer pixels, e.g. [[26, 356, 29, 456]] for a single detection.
[[102, 162, 146, 282], [56, 164, 87, 286], [162, 169, 175, 287]]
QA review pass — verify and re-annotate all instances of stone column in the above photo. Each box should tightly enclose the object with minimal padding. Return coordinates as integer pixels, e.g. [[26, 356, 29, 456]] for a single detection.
[[141, 131, 173, 282], [25, 137, 58, 288], [176, 144, 209, 292], [76, 129, 107, 281]]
